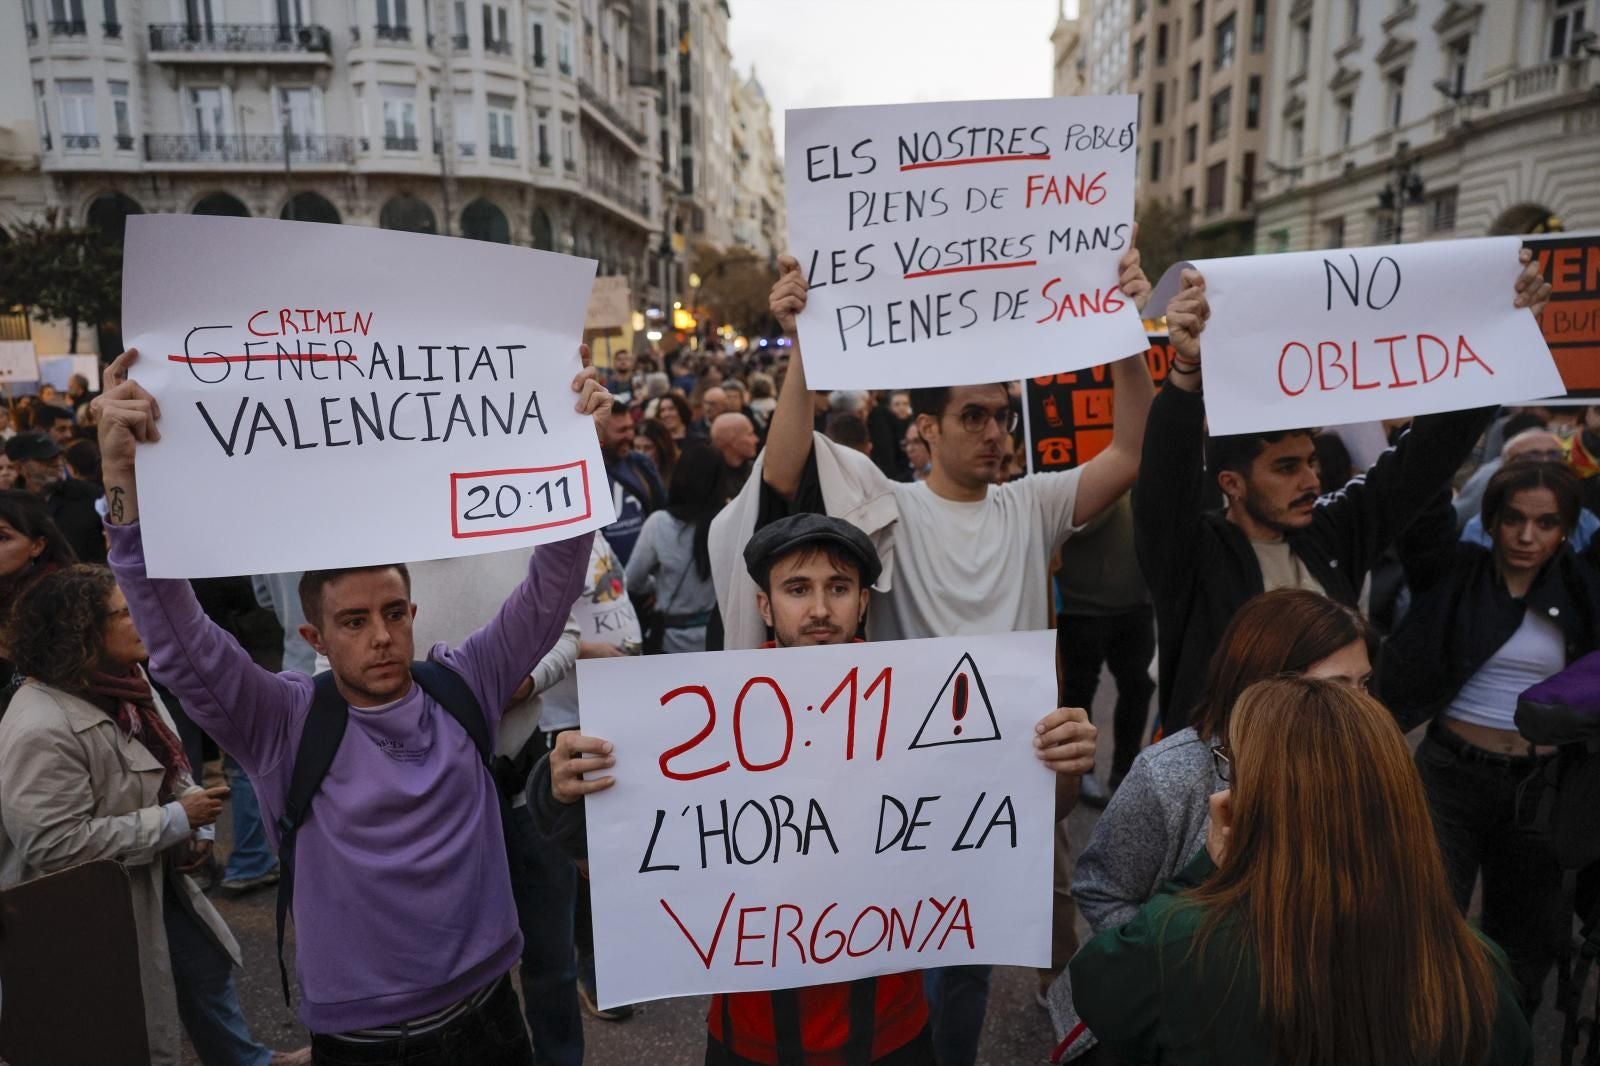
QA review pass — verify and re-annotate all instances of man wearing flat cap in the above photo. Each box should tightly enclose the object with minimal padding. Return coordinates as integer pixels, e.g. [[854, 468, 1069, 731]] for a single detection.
[[528, 512, 1097, 1066], [6, 430, 105, 562]]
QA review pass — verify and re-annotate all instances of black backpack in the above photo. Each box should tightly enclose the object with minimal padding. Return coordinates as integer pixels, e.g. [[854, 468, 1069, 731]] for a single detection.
[[272, 661, 510, 1007], [1517, 652, 1600, 1066]]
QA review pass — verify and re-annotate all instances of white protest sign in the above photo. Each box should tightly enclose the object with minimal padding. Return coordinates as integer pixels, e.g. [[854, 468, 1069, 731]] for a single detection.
[[37, 354, 101, 393], [785, 96, 1150, 389], [123, 215, 613, 578], [0, 341, 40, 384], [579, 631, 1057, 1009], [1146, 236, 1565, 435]]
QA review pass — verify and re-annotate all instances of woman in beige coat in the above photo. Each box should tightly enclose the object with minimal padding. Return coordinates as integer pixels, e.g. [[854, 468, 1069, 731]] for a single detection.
[[0, 564, 289, 1065]]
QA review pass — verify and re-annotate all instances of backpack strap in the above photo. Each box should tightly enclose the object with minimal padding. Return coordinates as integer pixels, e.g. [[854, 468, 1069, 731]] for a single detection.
[[843, 977, 879, 1066], [274, 671, 349, 1007], [411, 659, 491, 770]]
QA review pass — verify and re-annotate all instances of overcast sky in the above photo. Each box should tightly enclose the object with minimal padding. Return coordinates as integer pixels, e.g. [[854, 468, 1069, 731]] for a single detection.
[[727, 0, 1065, 153]]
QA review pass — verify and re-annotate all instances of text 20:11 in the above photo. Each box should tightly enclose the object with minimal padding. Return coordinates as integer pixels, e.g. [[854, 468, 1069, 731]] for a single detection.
[[658, 667, 893, 782], [461, 476, 573, 521]]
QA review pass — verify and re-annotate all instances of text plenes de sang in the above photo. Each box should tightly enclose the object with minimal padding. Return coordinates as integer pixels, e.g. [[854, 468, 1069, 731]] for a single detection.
[[168, 311, 553, 457]]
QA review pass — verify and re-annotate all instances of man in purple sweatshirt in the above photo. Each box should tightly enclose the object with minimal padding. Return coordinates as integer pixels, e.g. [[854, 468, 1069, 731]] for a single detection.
[[96, 349, 610, 1065]]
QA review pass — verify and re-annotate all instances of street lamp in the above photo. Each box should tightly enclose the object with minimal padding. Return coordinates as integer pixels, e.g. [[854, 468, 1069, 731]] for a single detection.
[[1375, 140, 1425, 244], [1431, 78, 1490, 109], [281, 93, 295, 221]]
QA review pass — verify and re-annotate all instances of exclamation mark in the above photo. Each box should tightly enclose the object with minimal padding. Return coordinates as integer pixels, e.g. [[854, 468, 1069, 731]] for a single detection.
[[952, 672, 969, 735]]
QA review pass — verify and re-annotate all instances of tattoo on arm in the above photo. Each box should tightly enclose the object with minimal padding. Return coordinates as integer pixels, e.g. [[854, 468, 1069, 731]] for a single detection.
[[107, 485, 126, 525]]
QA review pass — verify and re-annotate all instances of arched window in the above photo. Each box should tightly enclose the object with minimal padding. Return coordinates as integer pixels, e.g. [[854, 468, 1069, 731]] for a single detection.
[[281, 192, 341, 225], [379, 195, 438, 234], [461, 199, 510, 243], [531, 207, 554, 251], [85, 192, 144, 244], [192, 192, 251, 217]]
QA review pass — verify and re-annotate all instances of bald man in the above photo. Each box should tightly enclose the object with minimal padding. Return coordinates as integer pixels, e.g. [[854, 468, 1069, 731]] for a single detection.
[[710, 412, 759, 502]]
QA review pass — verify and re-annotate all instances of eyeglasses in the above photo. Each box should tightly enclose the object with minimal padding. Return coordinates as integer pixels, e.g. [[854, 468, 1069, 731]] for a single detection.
[[952, 405, 1020, 435], [1210, 744, 1232, 784]]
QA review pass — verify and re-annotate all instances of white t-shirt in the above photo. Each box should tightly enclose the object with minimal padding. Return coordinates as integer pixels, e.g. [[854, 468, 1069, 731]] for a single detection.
[[1250, 539, 1327, 596], [868, 470, 1084, 641], [1446, 609, 1566, 731], [542, 533, 641, 731]]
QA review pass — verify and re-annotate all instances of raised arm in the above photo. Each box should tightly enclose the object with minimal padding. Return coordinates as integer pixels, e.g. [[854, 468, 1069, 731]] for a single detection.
[[95, 351, 308, 775], [1073, 235, 1158, 525], [762, 255, 817, 499]]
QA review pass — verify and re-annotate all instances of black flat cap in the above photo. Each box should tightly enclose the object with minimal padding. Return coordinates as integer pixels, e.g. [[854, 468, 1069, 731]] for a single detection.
[[4, 432, 60, 462], [744, 513, 882, 588]]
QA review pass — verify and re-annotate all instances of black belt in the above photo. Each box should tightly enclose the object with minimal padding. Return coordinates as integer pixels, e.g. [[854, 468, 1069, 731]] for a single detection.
[[1428, 721, 1556, 770]]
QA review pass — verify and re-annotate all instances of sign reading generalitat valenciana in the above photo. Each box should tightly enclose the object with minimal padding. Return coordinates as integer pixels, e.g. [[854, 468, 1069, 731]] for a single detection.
[[578, 632, 1058, 1009], [784, 96, 1151, 389], [123, 215, 613, 579]]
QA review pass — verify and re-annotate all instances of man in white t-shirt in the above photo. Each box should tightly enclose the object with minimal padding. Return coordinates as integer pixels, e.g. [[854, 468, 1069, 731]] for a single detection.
[[724, 246, 1155, 1066]]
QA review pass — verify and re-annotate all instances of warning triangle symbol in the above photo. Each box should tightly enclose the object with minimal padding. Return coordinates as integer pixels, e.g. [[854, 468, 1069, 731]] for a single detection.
[[909, 652, 1002, 750]]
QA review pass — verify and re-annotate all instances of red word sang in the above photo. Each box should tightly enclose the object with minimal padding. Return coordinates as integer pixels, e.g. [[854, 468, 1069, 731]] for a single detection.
[[1034, 282, 1126, 325], [1276, 333, 1494, 397]]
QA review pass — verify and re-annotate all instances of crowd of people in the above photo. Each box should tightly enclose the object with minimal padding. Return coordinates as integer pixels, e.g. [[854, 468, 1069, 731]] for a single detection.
[[0, 237, 1594, 1066]]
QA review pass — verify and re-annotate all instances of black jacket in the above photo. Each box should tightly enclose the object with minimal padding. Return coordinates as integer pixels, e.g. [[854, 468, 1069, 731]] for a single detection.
[[1378, 500, 1600, 732], [1133, 384, 1493, 736], [45, 477, 106, 564]]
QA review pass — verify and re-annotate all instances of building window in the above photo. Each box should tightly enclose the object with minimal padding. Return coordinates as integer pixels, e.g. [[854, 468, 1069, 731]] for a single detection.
[[1184, 123, 1198, 163], [1214, 14, 1235, 71], [482, 4, 509, 54], [1447, 38, 1470, 96], [1246, 75, 1261, 129], [1191, 0, 1204, 38], [1372, 210, 1396, 243], [1294, 17, 1311, 75], [101, 0, 118, 35], [48, 0, 85, 34], [1386, 68, 1405, 129], [1187, 61, 1201, 101], [1345, 0, 1360, 40], [536, 111, 550, 164], [1250, 0, 1267, 51], [1150, 139, 1163, 181], [1323, 217, 1346, 248], [380, 83, 417, 149], [529, 15, 545, 66], [1156, 23, 1168, 65], [451, 0, 468, 45], [1208, 86, 1231, 143], [1549, 0, 1587, 59], [455, 90, 475, 155], [34, 81, 52, 151], [1134, 0, 1147, 19], [1287, 117, 1305, 162], [558, 16, 573, 73], [1241, 151, 1256, 207], [1183, 186, 1195, 212], [1429, 188, 1458, 233], [1132, 38, 1145, 78], [1336, 94, 1354, 147], [1205, 160, 1227, 213], [561, 118, 576, 171], [376, 0, 409, 37], [487, 94, 515, 158], [56, 79, 97, 149], [1154, 82, 1166, 125], [110, 79, 132, 149]]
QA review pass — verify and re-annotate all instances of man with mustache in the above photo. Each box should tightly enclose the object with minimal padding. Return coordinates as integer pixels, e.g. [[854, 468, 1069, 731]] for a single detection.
[[529, 512, 1098, 1065], [1138, 253, 1555, 738]]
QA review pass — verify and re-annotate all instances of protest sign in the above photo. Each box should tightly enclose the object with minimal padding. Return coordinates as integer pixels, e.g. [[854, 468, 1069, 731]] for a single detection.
[[0, 340, 40, 384], [585, 275, 632, 334], [784, 96, 1150, 389], [1023, 331, 1171, 473], [123, 215, 611, 578], [579, 632, 1057, 1008], [1524, 230, 1600, 401], [37, 353, 101, 392], [1146, 236, 1565, 435]]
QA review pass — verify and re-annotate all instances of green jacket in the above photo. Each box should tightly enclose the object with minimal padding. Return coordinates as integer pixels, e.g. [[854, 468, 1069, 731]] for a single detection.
[[1068, 849, 1533, 1066]]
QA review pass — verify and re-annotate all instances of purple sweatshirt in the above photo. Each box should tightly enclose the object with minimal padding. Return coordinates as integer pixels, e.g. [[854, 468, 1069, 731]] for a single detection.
[[108, 522, 593, 1033]]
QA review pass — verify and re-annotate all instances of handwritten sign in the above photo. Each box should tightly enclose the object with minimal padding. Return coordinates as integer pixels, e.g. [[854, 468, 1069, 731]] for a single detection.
[[1525, 231, 1600, 400], [784, 96, 1150, 389], [1023, 331, 1170, 473], [578, 632, 1057, 1008], [1146, 236, 1565, 435], [0, 341, 39, 384], [123, 215, 612, 578], [585, 275, 632, 334]]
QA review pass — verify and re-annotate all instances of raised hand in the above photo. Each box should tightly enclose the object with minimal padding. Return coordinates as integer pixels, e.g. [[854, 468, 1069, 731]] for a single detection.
[[1514, 248, 1553, 318], [550, 731, 616, 805], [770, 254, 808, 336], [1118, 223, 1152, 314]]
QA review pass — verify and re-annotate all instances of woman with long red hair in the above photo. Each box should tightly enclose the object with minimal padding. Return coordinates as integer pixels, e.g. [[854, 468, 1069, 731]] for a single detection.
[[1070, 677, 1532, 1066]]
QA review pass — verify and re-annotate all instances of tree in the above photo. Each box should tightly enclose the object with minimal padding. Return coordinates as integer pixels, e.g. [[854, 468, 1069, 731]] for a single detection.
[[1133, 198, 1195, 291], [0, 212, 123, 355], [689, 242, 778, 336]]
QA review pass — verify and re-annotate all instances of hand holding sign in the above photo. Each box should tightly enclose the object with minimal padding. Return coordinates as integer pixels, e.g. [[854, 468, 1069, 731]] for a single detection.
[[1145, 236, 1565, 434]]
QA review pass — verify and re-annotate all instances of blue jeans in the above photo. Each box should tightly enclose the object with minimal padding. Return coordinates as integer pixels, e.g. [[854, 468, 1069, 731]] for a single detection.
[[223, 755, 277, 881], [164, 884, 271, 1066], [506, 803, 584, 1066], [921, 965, 991, 1066]]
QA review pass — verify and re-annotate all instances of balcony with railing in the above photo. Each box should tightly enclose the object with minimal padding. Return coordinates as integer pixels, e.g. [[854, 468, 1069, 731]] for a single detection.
[[103, 21, 122, 38], [49, 20, 88, 37], [144, 133, 356, 166], [489, 142, 517, 159], [486, 38, 513, 56], [452, 33, 470, 49], [148, 23, 333, 62], [577, 79, 648, 148], [586, 174, 650, 224], [63, 133, 100, 151], [374, 23, 412, 42], [384, 134, 419, 151]]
